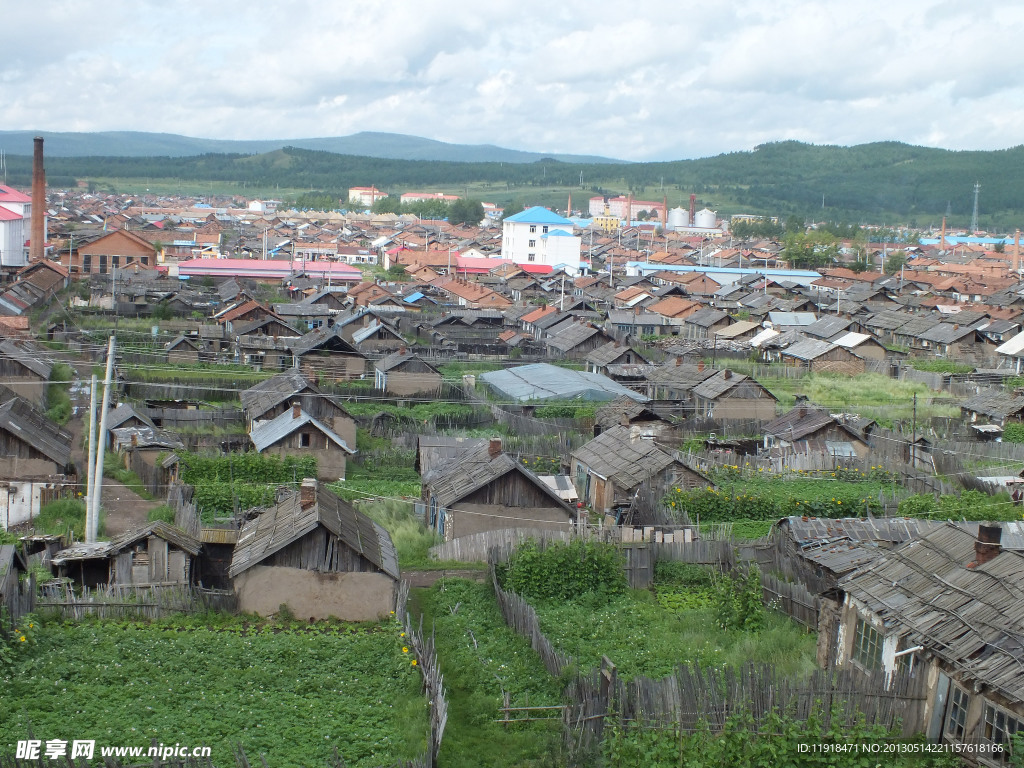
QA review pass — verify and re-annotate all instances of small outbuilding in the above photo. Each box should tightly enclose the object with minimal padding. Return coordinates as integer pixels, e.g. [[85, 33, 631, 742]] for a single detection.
[[229, 480, 399, 621]]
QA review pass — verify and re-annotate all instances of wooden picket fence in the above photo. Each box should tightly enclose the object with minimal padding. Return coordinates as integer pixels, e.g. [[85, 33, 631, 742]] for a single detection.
[[36, 582, 237, 620]]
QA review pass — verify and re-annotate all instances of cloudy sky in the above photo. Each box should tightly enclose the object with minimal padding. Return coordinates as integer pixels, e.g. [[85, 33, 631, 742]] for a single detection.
[[3, 0, 1023, 161]]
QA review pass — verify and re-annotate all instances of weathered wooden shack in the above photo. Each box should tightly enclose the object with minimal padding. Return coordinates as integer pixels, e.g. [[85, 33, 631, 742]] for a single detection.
[[374, 349, 442, 396], [229, 480, 399, 620]]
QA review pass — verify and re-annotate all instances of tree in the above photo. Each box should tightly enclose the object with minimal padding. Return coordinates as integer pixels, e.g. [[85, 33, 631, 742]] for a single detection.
[[994, 241, 1006, 253], [884, 251, 908, 275], [501, 201, 525, 220], [448, 198, 485, 226], [371, 196, 401, 215]]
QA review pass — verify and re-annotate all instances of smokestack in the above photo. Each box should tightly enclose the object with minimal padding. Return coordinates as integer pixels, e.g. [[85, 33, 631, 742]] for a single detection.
[[30, 137, 45, 262], [689, 194, 697, 227], [626, 194, 633, 224], [300, 478, 318, 509], [973, 524, 1002, 567], [488, 437, 502, 458], [567, 192, 572, 217], [292, 401, 301, 419], [661, 195, 668, 231], [940, 217, 946, 251], [1015, 230, 1020, 274]]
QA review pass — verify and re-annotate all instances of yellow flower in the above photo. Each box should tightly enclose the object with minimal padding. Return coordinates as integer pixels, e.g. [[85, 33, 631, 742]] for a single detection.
[[400, 632, 406, 638], [402, 647, 409, 653], [411, 660, 418, 667], [28, 623, 33, 629], [19, 636, 26, 642]]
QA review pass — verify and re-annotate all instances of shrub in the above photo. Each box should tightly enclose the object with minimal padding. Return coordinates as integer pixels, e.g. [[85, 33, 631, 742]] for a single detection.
[[146, 505, 175, 524], [714, 565, 765, 632], [499, 540, 626, 602], [1003, 423, 1024, 443]]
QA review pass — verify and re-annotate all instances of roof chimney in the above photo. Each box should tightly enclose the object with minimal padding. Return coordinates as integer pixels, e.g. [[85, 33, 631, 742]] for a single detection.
[[300, 478, 318, 510], [697, 360, 704, 372], [973, 524, 1002, 567], [723, 369, 732, 380], [292, 401, 301, 419], [620, 412, 630, 427], [30, 137, 46, 262], [488, 437, 502, 458]]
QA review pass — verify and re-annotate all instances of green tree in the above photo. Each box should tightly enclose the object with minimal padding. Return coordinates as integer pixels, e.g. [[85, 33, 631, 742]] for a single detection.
[[371, 196, 401, 214], [501, 201, 525, 220], [884, 250, 908, 274], [448, 198, 485, 226], [994, 241, 1006, 253]]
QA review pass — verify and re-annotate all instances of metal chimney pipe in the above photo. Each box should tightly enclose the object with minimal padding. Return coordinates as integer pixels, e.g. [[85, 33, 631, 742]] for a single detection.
[[30, 137, 45, 262]]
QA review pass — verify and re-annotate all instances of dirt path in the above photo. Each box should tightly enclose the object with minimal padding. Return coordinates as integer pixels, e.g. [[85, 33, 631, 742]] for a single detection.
[[64, 354, 161, 538]]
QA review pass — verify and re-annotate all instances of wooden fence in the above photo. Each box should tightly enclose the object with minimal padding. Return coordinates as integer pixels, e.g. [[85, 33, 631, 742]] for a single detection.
[[168, 482, 202, 539], [396, 581, 448, 768], [1, 573, 36, 633], [491, 567, 575, 679], [563, 662, 930, 754], [36, 582, 237, 620], [760, 572, 818, 629]]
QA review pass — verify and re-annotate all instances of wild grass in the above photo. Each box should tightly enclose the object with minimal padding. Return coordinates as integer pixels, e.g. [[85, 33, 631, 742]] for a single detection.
[[32, 499, 102, 540], [354, 499, 437, 568]]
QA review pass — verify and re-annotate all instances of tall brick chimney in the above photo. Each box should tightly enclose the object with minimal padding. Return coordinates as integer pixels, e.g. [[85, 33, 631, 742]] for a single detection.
[[30, 137, 45, 262], [973, 524, 1002, 567]]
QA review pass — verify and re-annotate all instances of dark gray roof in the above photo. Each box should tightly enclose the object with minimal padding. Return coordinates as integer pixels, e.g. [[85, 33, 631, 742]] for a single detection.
[[586, 341, 650, 369], [571, 426, 681, 490], [763, 405, 844, 442], [683, 307, 729, 328], [0, 397, 72, 466], [802, 315, 855, 339], [375, 350, 437, 374], [288, 325, 364, 357], [229, 485, 399, 579], [0, 339, 52, 380], [691, 370, 774, 402], [546, 322, 604, 352], [780, 338, 839, 361], [840, 524, 1024, 704], [427, 444, 574, 512], [961, 393, 1024, 421], [107, 521, 201, 557], [917, 322, 981, 344], [416, 436, 489, 483], [107, 403, 156, 432], [240, 370, 313, 418], [232, 316, 303, 337], [645, 362, 717, 391], [250, 408, 354, 454]]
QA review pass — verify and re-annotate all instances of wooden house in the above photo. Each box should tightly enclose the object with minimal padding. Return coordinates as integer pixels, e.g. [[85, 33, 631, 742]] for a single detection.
[[240, 370, 357, 449], [351, 319, 406, 352], [570, 426, 710, 517], [374, 350, 442, 396], [166, 335, 201, 364], [545, 321, 616, 360], [779, 338, 866, 375], [51, 522, 200, 588], [762, 404, 870, 459], [249, 404, 356, 481], [690, 369, 779, 420], [229, 480, 399, 621], [0, 339, 52, 406], [289, 325, 368, 381], [422, 438, 577, 540], [823, 524, 1024, 752], [585, 341, 651, 376]]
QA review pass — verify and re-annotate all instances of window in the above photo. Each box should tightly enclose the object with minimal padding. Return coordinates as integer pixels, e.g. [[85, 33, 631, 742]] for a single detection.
[[851, 616, 883, 670], [529, 225, 536, 233], [99, 255, 107, 274], [112, 255, 120, 269], [82, 254, 92, 273], [529, 239, 536, 248], [946, 686, 970, 741], [983, 703, 1022, 757], [528, 254, 535, 262], [542, 226, 549, 234], [300, 432, 311, 447]]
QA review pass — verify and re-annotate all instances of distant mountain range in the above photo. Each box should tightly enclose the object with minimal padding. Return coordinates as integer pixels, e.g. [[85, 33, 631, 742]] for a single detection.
[[0, 130, 626, 164]]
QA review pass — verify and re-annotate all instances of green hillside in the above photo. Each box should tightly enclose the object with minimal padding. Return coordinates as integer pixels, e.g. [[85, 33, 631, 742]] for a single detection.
[[5, 140, 1023, 229]]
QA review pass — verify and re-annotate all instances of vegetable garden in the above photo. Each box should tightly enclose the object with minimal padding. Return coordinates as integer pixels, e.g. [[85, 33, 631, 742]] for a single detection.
[[0, 617, 427, 768]]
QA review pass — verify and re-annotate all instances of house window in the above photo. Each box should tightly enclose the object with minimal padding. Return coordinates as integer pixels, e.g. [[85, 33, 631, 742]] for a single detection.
[[529, 240, 536, 248], [99, 255, 107, 274], [529, 225, 536, 233], [983, 702, 1022, 755], [83, 254, 92, 273], [851, 616, 883, 670], [946, 686, 970, 741], [112, 255, 120, 269], [300, 432, 311, 447], [528, 254, 535, 262]]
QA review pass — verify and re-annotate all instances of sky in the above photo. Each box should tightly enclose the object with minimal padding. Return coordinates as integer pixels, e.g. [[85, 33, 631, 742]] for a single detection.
[[3, 0, 1024, 162]]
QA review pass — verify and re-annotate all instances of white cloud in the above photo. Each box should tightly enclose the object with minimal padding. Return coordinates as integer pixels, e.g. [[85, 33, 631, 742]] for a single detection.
[[2, 0, 1024, 160]]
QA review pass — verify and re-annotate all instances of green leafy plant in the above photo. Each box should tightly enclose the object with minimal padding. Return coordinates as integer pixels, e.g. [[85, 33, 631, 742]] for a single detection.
[[499, 540, 626, 602]]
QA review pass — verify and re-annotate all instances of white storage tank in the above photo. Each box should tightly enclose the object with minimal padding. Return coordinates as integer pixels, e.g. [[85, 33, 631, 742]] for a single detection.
[[695, 208, 717, 229], [667, 207, 689, 230]]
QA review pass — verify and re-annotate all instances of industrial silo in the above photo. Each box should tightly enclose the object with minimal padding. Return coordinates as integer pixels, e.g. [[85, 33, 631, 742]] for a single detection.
[[695, 208, 717, 229], [667, 206, 689, 230]]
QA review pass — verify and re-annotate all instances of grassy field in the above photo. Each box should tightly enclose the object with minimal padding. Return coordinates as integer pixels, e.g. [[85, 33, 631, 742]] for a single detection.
[[758, 372, 960, 425], [414, 580, 566, 768], [531, 582, 818, 681], [0, 618, 427, 768]]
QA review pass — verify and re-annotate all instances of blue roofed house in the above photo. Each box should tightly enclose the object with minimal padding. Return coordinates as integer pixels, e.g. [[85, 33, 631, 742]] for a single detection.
[[501, 207, 581, 267]]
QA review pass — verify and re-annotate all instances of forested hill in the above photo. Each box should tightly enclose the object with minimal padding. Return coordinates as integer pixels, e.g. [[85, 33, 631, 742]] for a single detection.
[[0, 130, 623, 164], [4, 140, 1024, 229]]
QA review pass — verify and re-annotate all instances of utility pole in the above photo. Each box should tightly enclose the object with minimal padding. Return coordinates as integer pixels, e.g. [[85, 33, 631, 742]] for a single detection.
[[911, 393, 917, 468], [84, 376, 97, 528], [90, 336, 116, 543]]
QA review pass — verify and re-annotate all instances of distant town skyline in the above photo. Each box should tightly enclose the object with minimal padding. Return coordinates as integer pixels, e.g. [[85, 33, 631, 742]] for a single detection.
[[3, 0, 1023, 162]]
